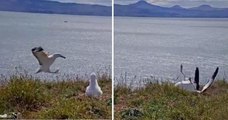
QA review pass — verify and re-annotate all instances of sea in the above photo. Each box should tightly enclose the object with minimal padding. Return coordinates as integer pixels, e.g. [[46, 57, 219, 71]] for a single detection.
[[0, 11, 111, 80], [115, 16, 228, 85]]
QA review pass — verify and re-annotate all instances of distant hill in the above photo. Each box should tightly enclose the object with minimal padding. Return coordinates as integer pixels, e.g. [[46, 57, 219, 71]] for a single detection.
[[114, 0, 228, 18], [0, 0, 228, 17], [0, 0, 111, 16]]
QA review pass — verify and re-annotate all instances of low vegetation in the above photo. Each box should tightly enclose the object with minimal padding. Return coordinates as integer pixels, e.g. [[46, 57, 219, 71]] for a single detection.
[[115, 80, 228, 120], [0, 72, 112, 119]]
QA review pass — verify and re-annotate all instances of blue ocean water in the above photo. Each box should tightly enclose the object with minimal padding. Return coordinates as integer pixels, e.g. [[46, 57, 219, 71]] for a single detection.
[[115, 17, 228, 85], [0, 11, 111, 79]]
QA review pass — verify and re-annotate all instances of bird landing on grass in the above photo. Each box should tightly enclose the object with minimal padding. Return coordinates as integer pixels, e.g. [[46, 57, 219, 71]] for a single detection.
[[175, 67, 219, 93], [31, 46, 66, 73], [85, 73, 103, 97]]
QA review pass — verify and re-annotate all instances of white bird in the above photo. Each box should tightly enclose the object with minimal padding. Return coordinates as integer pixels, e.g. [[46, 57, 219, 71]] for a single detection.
[[175, 67, 200, 92], [85, 73, 103, 97], [31, 46, 66, 73], [0, 112, 21, 119], [175, 67, 219, 93]]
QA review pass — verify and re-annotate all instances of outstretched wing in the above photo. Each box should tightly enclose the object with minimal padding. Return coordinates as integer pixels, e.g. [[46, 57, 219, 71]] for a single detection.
[[199, 67, 219, 93], [194, 67, 200, 90], [31, 47, 49, 65]]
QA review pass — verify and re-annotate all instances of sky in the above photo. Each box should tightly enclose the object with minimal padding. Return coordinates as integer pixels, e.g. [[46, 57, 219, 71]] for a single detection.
[[51, 0, 228, 8]]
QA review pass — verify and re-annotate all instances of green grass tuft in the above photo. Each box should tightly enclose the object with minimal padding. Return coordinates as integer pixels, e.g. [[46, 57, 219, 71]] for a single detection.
[[115, 80, 228, 120], [0, 75, 49, 113], [0, 73, 111, 119]]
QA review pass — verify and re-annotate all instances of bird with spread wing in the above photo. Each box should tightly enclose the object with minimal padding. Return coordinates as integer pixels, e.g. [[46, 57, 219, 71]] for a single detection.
[[31, 46, 66, 73]]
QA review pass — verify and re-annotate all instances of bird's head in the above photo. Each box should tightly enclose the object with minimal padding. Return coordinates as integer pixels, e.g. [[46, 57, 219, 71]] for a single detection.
[[90, 72, 96, 81]]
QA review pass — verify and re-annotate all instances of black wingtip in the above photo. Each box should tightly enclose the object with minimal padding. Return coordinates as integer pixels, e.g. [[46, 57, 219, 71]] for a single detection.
[[37, 46, 44, 52], [31, 47, 37, 52], [212, 67, 219, 80], [31, 46, 43, 52], [195, 67, 200, 90], [180, 64, 183, 73]]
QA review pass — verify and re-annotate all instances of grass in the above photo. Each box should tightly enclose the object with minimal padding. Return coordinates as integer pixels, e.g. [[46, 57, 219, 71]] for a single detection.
[[0, 72, 112, 119], [115, 80, 228, 120]]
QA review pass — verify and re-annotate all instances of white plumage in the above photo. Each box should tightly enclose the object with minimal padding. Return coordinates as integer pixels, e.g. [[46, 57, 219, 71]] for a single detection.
[[0, 112, 21, 119], [175, 80, 197, 92], [198, 67, 219, 93], [85, 73, 103, 97], [175, 67, 219, 93], [0, 114, 7, 118], [31, 46, 66, 73]]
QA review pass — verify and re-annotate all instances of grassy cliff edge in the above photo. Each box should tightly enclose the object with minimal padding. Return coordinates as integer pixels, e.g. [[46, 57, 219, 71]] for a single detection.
[[115, 80, 228, 120], [0, 73, 112, 119]]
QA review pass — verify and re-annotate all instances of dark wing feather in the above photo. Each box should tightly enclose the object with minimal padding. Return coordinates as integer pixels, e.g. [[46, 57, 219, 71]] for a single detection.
[[31, 46, 43, 52], [200, 67, 219, 93]]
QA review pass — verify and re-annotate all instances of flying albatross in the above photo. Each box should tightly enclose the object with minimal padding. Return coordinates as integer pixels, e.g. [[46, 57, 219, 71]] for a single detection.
[[85, 72, 103, 97], [175, 67, 219, 93], [31, 46, 66, 73]]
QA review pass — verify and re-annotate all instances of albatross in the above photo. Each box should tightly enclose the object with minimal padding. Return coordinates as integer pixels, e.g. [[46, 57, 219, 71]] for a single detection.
[[175, 67, 219, 93], [31, 46, 66, 73], [85, 73, 103, 97]]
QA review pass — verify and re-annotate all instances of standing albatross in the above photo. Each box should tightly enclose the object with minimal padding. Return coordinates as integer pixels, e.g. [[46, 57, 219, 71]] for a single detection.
[[31, 46, 66, 73], [85, 73, 103, 97]]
